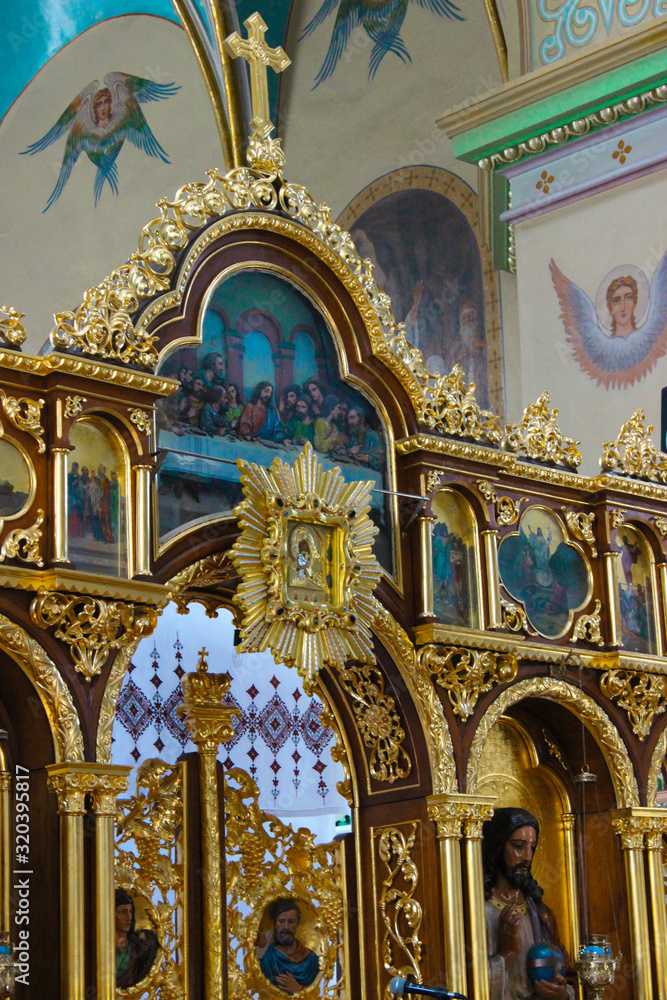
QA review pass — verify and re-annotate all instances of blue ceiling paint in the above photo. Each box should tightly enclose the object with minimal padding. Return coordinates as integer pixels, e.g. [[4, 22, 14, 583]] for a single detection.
[[1, 0, 190, 123]]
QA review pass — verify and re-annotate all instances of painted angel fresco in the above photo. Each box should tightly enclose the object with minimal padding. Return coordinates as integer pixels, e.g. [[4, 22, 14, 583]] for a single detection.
[[550, 252, 667, 389], [300, 0, 464, 86], [21, 73, 180, 211]]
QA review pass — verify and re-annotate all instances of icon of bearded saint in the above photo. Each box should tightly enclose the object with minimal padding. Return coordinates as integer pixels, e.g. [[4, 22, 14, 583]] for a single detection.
[[21, 73, 180, 211], [550, 251, 667, 389]]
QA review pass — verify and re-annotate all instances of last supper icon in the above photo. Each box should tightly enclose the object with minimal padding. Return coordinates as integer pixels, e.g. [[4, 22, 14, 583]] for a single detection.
[[284, 521, 341, 607]]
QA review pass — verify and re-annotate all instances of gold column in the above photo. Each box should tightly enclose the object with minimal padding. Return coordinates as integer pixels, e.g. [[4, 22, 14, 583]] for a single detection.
[[179, 650, 239, 1000], [482, 530, 502, 629], [463, 798, 495, 1000], [89, 766, 132, 1000], [52, 447, 70, 563], [427, 796, 466, 997], [419, 515, 435, 618], [644, 813, 667, 1000], [562, 813, 580, 960], [133, 464, 152, 576], [46, 764, 92, 1000], [658, 564, 667, 641], [611, 810, 653, 1000], [603, 552, 622, 646], [0, 771, 10, 934]]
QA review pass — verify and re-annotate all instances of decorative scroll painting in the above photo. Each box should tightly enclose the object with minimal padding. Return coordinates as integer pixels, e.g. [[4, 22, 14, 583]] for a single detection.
[[498, 507, 590, 638], [612, 524, 657, 654], [156, 269, 393, 572], [523, 0, 667, 70], [68, 418, 128, 577], [0, 439, 31, 518], [348, 188, 489, 405], [431, 489, 480, 628]]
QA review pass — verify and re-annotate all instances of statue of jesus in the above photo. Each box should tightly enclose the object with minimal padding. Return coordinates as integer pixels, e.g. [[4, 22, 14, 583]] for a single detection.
[[483, 807, 574, 1000]]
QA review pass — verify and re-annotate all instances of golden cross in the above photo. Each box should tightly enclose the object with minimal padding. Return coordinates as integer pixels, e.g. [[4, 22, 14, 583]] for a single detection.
[[196, 647, 209, 672], [224, 12, 290, 126]]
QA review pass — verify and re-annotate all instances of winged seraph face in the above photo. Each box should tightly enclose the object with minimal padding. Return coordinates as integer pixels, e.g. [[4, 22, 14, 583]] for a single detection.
[[21, 73, 180, 211]]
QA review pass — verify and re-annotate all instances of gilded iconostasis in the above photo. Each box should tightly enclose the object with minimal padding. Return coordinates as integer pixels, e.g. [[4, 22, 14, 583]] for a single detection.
[[2, 1, 667, 999]]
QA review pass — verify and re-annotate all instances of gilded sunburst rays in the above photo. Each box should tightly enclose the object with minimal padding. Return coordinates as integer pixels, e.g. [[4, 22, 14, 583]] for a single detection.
[[231, 443, 381, 688]]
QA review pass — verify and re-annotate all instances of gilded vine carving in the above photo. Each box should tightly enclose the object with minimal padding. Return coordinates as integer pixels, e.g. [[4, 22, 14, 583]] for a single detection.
[[466, 677, 638, 807], [647, 727, 667, 806], [30, 592, 158, 681], [116, 759, 186, 999], [376, 824, 423, 996], [501, 600, 535, 634], [600, 410, 667, 482], [166, 552, 236, 617], [417, 644, 518, 720], [0, 613, 84, 761], [600, 670, 667, 740], [425, 365, 503, 444], [476, 480, 527, 525], [64, 395, 87, 418], [225, 766, 345, 1000], [128, 407, 152, 435]]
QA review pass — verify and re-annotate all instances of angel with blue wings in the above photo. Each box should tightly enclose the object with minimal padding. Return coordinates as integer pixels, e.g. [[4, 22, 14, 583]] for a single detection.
[[300, 0, 464, 87], [550, 252, 667, 389], [21, 73, 180, 212]]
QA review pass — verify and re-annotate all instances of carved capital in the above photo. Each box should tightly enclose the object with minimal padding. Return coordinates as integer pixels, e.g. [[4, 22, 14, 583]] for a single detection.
[[427, 794, 495, 841], [418, 643, 518, 720], [611, 808, 667, 850], [89, 770, 131, 815], [30, 592, 159, 681], [600, 669, 667, 740], [46, 765, 96, 815]]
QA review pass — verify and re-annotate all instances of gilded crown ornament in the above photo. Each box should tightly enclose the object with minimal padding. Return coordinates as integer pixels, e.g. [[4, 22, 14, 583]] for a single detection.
[[504, 390, 581, 469], [230, 442, 381, 690], [600, 409, 667, 483]]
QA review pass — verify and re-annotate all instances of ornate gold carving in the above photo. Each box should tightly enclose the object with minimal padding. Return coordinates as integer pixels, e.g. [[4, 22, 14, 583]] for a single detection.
[[426, 365, 503, 445], [0, 392, 45, 452], [128, 407, 152, 435], [467, 676, 639, 808], [427, 794, 495, 840], [476, 480, 527, 525], [612, 813, 650, 850], [0, 613, 84, 761], [652, 515, 667, 537], [97, 639, 144, 762], [504, 391, 581, 469], [564, 510, 597, 557], [230, 443, 381, 689], [0, 351, 177, 396], [0, 306, 27, 347], [426, 469, 444, 494], [610, 509, 627, 528], [64, 395, 86, 418], [30, 592, 158, 681], [601, 409, 667, 482], [225, 767, 344, 1000], [0, 510, 44, 567], [376, 824, 423, 992], [178, 647, 238, 749], [47, 768, 96, 814], [542, 729, 567, 769], [571, 600, 605, 647], [116, 759, 186, 998], [166, 551, 236, 616], [336, 657, 411, 784], [476, 84, 667, 170], [418, 643, 518, 720], [600, 669, 667, 740], [501, 599, 535, 634]]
